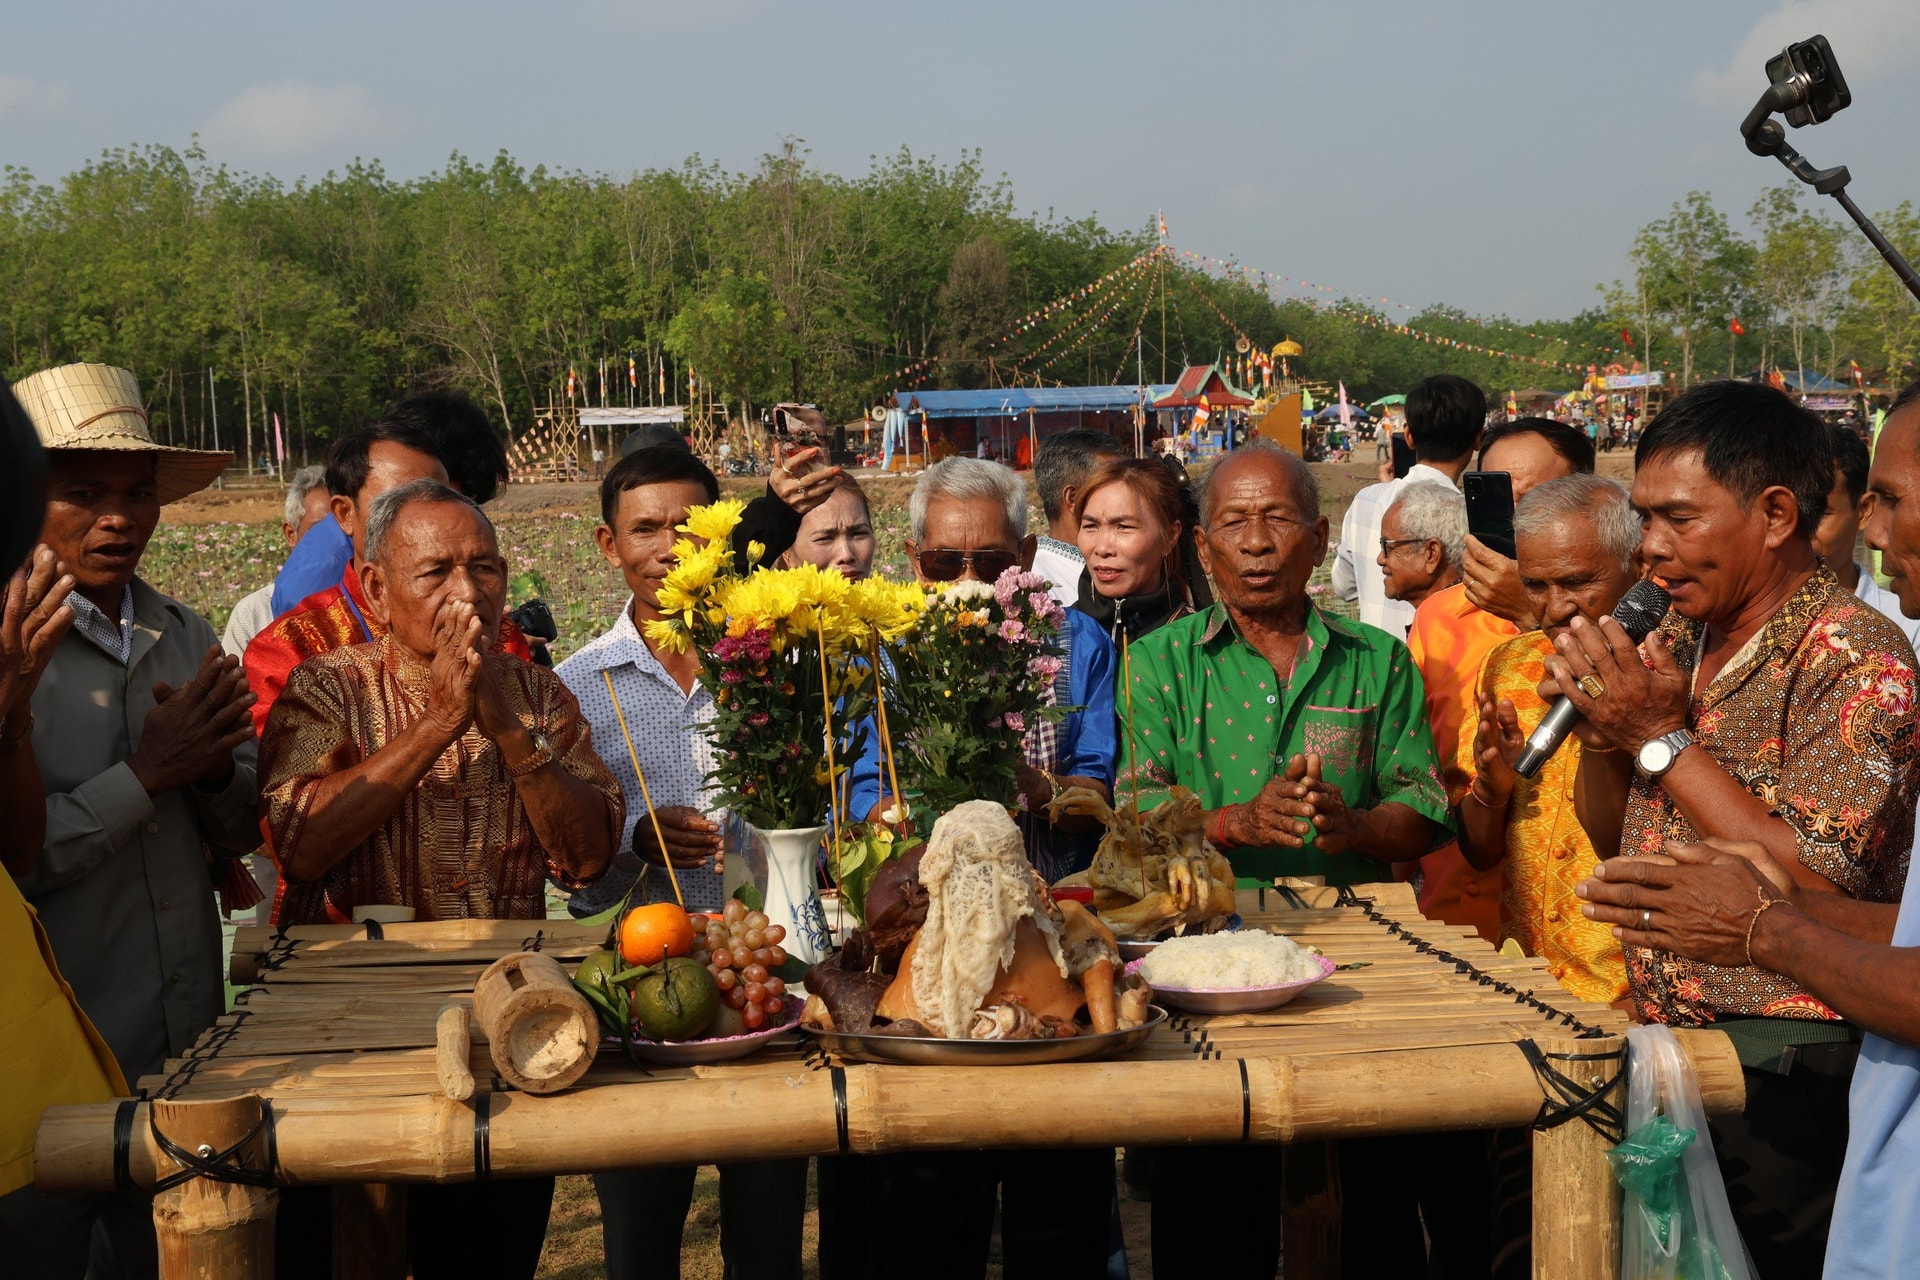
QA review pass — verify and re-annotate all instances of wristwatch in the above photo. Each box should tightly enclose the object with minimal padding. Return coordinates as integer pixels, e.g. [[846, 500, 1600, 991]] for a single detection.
[[506, 730, 557, 779], [1635, 729, 1695, 781]]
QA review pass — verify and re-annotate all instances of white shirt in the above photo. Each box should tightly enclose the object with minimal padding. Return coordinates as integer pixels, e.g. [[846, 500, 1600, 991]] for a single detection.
[[1032, 536, 1084, 608], [1333, 463, 1460, 635], [1853, 563, 1920, 652], [556, 600, 724, 914], [221, 584, 277, 658]]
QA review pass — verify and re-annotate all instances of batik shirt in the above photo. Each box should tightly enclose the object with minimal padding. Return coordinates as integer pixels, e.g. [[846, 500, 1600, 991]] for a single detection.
[[1118, 602, 1452, 885], [260, 637, 622, 925], [1621, 567, 1919, 1025]]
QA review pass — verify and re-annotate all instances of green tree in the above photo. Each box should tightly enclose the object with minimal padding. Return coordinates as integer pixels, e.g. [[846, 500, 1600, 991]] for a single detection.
[[1750, 185, 1845, 389]]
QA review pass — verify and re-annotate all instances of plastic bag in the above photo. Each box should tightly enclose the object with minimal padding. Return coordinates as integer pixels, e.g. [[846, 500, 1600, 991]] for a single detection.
[[1609, 1024, 1755, 1280]]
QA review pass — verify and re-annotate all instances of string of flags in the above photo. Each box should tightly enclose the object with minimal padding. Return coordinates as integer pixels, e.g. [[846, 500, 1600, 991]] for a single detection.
[[1010, 264, 1154, 375], [1026, 270, 1157, 377]]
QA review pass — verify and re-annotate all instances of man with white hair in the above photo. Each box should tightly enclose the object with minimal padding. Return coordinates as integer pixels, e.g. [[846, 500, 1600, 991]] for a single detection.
[[1376, 480, 1466, 624], [1454, 474, 1641, 1002], [221, 464, 331, 657]]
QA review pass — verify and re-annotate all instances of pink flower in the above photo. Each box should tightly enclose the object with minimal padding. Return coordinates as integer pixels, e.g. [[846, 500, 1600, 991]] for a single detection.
[[1003, 711, 1025, 733], [999, 619, 1027, 643], [1029, 654, 1063, 680]]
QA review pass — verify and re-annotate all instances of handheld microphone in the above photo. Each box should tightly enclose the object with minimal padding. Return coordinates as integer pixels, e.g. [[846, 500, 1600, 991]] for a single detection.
[[1511, 579, 1672, 780]]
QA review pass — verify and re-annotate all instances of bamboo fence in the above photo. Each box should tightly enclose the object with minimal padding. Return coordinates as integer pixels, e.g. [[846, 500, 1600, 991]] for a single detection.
[[35, 882, 1743, 1280]]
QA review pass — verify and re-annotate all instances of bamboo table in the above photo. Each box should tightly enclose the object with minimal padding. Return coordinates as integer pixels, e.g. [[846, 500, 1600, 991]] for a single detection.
[[35, 882, 1743, 1279]]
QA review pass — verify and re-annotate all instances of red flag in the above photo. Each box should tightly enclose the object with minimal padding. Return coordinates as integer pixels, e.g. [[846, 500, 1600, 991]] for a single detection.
[[1729, 318, 1747, 336], [1767, 367, 1788, 392], [1620, 328, 1635, 349], [1851, 359, 1864, 386]]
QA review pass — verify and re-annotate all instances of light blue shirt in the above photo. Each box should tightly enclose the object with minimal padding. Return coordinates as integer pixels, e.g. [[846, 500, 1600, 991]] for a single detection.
[[1825, 861, 1920, 1278]]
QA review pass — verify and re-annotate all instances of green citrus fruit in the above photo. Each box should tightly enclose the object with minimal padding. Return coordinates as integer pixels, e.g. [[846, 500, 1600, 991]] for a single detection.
[[630, 957, 721, 1041]]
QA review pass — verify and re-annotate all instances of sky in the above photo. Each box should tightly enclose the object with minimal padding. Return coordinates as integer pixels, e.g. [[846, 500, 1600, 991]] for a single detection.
[[6, 0, 1919, 322]]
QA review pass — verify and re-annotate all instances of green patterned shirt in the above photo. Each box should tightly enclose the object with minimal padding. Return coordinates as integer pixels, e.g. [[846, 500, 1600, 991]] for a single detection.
[[1116, 602, 1452, 885]]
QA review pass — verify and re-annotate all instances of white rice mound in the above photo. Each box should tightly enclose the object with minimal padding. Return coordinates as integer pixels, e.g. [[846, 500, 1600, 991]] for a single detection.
[[1140, 930, 1324, 989]]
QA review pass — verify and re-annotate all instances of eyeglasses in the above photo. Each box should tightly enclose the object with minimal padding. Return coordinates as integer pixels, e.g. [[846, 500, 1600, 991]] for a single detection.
[[1379, 537, 1428, 555], [915, 548, 1021, 583]]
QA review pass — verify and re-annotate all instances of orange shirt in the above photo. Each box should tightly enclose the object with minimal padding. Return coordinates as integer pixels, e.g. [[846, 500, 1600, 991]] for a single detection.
[[1404, 583, 1517, 942]]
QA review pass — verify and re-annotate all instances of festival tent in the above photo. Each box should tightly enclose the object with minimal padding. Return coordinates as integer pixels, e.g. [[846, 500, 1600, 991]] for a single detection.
[[1368, 394, 1407, 408], [889, 384, 1172, 467]]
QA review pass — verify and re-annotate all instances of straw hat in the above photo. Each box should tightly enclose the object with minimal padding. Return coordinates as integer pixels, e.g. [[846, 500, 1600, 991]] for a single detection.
[[10, 363, 230, 504]]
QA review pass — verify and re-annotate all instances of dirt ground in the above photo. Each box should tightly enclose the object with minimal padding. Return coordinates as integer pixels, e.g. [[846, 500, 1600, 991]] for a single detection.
[[170, 445, 1638, 532]]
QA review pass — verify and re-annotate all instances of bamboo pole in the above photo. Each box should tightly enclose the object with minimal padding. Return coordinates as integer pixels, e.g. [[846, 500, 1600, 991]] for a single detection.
[[1531, 1031, 1625, 1280], [435, 1005, 475, 1102], [469, 954, 597, 1095], [148, 1094, 277, 1280], [39, 1033, 1740, 1192]]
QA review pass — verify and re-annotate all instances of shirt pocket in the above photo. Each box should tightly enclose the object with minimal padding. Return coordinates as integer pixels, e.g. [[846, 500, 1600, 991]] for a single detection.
[[1298, 704, 1379, 782]]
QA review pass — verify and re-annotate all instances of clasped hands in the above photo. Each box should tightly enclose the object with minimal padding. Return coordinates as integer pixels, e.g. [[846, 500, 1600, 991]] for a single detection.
[[423, 597, 521, 746], [1221, 753, 1368, 855]]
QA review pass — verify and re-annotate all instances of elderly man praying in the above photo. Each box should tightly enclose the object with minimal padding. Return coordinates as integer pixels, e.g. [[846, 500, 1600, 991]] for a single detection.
[[260, 478, 619, 925], [1119, 439, 1454, 1278]]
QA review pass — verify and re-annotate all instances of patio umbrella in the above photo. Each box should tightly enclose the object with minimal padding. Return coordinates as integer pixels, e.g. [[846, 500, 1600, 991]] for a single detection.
[[1368, 394, 1407, 407]]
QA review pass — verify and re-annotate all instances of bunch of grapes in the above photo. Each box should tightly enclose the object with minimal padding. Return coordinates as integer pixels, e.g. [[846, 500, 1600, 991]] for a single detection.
[[689, 900, 791, 1030]]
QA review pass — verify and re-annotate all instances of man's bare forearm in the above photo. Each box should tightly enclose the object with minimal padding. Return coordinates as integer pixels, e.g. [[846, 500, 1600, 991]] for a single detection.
[[502, 731, 614, 881], [1754, 906, 1920, 1044], [281, 717, 456, 883], [1574, 748, 1632, 857], [1350, 804, 1440, 863]]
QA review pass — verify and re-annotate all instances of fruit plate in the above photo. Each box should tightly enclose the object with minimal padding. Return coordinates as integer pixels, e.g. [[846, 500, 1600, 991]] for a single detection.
[[1114, 913, 1242, 963], [1122, 954, 1336, 1015], [799, 1005, 1167, 1066], [605, 1008, 803, 1065]]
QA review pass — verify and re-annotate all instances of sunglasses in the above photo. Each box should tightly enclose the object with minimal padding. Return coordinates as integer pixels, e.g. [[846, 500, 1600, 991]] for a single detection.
[[915, 548, 1021, 583]]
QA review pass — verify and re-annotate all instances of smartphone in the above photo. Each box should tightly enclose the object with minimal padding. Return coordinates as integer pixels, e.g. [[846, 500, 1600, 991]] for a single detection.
[[1390, 432, 1415, 480], [1462, 471, 1516, 559], [1766, 35, 1850, 128]]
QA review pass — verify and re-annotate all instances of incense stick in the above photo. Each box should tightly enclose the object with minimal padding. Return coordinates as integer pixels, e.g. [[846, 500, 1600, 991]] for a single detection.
[[602, 668, 685, 908], [816, 620, 842, 865], [869, 629, 905, 827]]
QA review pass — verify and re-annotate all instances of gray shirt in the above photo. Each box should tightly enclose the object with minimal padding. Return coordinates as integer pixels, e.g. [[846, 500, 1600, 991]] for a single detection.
[[20, 578, 260, 1086]]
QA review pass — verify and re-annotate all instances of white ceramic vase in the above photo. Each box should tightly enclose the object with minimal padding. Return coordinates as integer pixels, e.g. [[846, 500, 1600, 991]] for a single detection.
[[720, 817, 832, 967]]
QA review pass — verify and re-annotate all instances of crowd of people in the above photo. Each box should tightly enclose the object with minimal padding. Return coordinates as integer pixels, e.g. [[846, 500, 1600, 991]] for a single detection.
[[4, 356, 1920, 1279]]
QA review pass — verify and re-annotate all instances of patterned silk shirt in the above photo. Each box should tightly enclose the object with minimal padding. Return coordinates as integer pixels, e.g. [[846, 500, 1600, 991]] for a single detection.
[[1622, 567, 1920, 1025], [260, 637, 623, 925], [1119, 602, 1452, 885]]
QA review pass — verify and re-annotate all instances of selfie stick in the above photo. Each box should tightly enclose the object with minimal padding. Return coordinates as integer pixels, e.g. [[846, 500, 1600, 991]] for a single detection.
[[1741, 64, 1920, 305]]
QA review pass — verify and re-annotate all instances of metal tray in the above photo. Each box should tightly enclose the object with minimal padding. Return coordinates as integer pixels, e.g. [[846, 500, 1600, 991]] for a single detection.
[[799, 1005, 1168, 1066], [1115, 913, 1242, 962], [1123, 954, 1336, 1014], [605, 1009, 803, 1065]]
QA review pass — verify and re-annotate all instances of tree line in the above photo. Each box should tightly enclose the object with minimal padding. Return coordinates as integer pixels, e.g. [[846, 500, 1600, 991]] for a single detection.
[[2, 139, 1913, 466]]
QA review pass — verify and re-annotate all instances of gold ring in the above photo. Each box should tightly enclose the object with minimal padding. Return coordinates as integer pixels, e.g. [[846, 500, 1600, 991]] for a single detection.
[[1578, 673, 1607, 699]]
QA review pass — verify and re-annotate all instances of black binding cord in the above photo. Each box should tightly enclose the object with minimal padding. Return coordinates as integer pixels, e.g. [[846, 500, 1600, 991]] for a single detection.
[[472, 1091, 492, 1180], [830, 1066, 851, 1155], [1237, 1059, 1252, 1141], [363, 918, 384, 941], [521, 930, 545, 953], [140, 1100, 279, 1194], [112, 1099, 139, 1192], [1517, 1040, 1627, 1144]]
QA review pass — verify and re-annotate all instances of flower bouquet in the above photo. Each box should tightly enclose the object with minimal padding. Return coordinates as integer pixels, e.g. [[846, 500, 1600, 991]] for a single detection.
[[877, 567, 1068, 826]]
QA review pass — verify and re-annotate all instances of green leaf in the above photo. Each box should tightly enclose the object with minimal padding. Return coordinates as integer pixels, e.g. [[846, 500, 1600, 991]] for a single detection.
[[731, 882, 765, 912]]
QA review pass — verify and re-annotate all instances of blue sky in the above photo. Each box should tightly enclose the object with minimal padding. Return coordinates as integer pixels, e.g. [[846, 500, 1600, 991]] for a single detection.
[[6, 0, 1917, 320]]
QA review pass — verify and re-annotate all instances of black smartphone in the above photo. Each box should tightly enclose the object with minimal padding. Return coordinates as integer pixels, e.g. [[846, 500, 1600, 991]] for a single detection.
[[1462, 471, 1516, 559], [1390, 431, 1415, 479], [1767, 34, 1850, 128]]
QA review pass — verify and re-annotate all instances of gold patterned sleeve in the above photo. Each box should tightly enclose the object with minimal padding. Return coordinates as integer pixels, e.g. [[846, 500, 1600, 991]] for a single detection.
[[259, 659, 360, 867], [536, 672, 625, 889], [1778, 636, 1919, 901]]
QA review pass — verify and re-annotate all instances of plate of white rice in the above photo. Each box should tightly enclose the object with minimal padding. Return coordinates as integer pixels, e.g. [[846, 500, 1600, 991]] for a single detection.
[[1127, 931, 1336, 1014]]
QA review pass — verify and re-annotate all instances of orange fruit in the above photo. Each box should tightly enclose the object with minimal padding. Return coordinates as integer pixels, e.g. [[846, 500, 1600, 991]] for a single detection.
[[619, 902, 696, 967]]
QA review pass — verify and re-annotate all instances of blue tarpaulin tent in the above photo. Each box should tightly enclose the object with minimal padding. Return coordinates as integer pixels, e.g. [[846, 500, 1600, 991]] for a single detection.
[[892, 385, 1173, 417]]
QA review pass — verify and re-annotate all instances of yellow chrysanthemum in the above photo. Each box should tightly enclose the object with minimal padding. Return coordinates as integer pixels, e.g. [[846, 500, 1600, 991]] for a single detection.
[[847, 576, 926, 642], [661, 540, 727, 601], [656, 584, 697, 617], [678, 499, 747, 544], [642, 617, 691, 653]]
